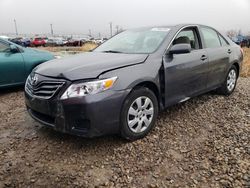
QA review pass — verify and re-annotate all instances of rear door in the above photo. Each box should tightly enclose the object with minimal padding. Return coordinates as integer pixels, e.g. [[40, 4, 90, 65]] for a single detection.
[[199, 26, 231, 89], [163, 26, 209, 107], [0, 40, 25, 86]]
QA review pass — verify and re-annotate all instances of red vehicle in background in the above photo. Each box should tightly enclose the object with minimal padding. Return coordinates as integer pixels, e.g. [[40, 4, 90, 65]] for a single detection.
[[31, 37, 46, 47]]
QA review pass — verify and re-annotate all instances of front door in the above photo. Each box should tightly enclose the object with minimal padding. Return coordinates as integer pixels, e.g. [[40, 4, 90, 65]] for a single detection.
[[0, 41, 25, 86], [163, 27, 209, 107]]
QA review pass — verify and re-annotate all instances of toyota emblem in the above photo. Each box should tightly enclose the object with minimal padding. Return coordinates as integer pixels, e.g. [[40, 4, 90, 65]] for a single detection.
[[31, 74, 38, 86]]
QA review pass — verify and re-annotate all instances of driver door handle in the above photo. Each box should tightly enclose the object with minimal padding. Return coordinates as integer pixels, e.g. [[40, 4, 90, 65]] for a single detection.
[[200, 55, 207, 61]]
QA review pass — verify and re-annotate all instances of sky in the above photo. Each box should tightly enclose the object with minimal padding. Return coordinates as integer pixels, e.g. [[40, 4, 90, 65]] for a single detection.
[[0, 0, 250, 37]]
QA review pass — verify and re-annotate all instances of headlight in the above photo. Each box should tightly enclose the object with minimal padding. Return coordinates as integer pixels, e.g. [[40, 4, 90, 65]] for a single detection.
[[61, 77, 117, 99]]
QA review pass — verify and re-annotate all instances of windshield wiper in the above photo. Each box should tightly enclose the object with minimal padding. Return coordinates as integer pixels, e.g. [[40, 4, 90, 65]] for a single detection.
[[102, 50, 123, 53]]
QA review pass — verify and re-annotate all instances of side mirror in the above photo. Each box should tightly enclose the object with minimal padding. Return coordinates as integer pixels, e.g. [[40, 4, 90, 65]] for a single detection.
[[169, 44, 191, 55], [9, 44, 19, 53]]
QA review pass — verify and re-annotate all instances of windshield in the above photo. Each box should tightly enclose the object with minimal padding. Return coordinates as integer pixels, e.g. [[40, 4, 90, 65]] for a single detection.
[[94, 28, 170, 54]]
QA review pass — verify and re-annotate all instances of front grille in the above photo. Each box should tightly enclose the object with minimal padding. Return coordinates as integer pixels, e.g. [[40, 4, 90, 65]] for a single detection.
[[25, 75, 65, 99]]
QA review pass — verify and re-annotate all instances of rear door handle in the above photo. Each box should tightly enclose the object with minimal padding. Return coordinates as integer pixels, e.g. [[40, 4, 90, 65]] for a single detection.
[[200, 55, 207, 61], [227, 49, 232, 54]]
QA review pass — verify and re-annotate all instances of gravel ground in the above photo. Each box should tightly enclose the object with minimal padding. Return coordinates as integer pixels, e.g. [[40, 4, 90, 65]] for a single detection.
[[0, 78, 249, 188]]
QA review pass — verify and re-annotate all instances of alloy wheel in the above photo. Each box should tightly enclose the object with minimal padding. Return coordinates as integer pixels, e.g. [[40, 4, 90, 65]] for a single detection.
[[227, 69, 237, 92], [127, 96, 154, 133]]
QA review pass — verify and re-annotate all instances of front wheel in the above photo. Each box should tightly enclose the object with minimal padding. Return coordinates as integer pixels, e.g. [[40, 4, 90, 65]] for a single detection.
[[217, 65, 238, 96], [120, 87, 158, 141]]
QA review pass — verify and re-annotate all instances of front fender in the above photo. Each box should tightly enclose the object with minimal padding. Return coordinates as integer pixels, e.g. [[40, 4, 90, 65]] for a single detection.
[[99, 59, 161, 91], [22, 49, 54, 76]]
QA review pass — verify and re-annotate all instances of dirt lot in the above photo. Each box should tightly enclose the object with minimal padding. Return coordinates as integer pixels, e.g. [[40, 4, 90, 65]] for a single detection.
[[0, 49, 250, 187]]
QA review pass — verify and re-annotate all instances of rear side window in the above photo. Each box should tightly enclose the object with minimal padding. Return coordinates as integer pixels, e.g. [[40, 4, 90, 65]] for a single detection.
[[0, 41, 9, 52], [201, 27, 221, 48], [218, 34, 229, 46]]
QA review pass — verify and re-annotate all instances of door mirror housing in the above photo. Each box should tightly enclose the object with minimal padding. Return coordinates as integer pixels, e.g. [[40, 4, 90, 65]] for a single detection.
[[169, 44, 191, 55], [9, 44, 19, 53]]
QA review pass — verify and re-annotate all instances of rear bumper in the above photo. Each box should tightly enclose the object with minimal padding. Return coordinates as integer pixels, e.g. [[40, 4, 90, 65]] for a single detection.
[[25, 89, 130, 137]]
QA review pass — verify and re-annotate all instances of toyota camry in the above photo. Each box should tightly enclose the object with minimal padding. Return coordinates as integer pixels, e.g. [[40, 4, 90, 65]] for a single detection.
[[25, 24, 243, 140]]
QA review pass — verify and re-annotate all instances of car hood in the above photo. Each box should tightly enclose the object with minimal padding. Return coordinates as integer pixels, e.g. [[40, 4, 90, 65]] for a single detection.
[[24, 47, 50, 55], [21, 47, 54, 63], [35, 52, 148, 80]]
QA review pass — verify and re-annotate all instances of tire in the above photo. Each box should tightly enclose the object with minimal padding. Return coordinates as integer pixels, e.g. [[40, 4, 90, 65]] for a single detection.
[[120, 87, 158, 141], [217, 65, 238, 96]]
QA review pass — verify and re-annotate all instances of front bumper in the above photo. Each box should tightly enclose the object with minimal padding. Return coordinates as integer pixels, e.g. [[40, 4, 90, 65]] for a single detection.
[[25, 89, 130, 137]]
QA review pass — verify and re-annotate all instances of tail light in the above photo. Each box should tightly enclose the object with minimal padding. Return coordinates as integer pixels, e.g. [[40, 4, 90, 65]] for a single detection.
[[240, 48, 244, 55], [240, 48, 244, 61]]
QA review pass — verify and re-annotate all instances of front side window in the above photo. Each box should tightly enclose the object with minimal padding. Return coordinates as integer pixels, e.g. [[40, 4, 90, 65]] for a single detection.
[[201, 27, 221, 48], [173, 28, 200, 50], [218, 34, 229, 46], [94, 28, 170, 54], [0, 41, 9, 52]]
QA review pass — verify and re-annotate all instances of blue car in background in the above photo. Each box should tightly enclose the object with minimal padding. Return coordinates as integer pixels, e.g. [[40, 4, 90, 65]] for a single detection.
[[232, 35, 249, 47], [10, 37, 31, 47]]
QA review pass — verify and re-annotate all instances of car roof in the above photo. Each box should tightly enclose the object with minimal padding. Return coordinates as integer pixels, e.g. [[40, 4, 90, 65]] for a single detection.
[[129, 24, 213, 31]]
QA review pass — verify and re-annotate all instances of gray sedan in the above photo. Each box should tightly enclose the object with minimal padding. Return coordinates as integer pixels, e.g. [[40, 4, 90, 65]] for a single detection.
[[25, 24, 243, 140]]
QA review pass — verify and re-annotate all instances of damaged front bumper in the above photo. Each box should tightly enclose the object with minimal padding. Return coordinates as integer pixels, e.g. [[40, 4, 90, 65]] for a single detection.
[[25, 89, 130, 137]]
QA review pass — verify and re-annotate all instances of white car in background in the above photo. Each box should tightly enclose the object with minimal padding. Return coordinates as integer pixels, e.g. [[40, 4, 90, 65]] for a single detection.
[[91, 38, 107, 44], [0, 36, 10, 40], [46, 37, 64, 46]]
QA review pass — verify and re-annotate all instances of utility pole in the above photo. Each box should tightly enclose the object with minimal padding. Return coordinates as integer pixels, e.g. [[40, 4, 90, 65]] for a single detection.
[[14, 19, 18, 36], [50, 24, 53, 36], [109, 22, 113, 38], [99, 32, 101, 38], [89, 29, 92, 37]]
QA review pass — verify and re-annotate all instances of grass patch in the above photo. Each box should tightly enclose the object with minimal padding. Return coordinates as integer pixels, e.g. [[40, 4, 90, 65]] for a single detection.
[[241, 48, 250, 77]]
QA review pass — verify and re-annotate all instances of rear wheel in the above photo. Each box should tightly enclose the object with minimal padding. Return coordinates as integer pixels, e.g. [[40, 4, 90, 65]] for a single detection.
[[120, 87, 158, 141], [217, 65, 238, 96]]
